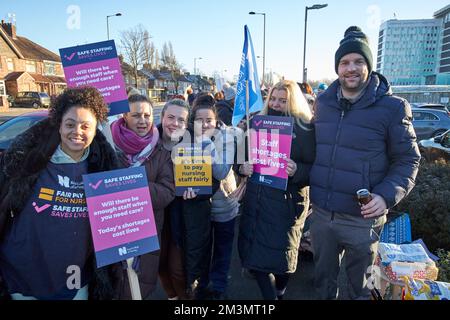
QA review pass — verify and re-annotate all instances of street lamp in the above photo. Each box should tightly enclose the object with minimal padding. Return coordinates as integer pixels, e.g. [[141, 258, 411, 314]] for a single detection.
[[193, 57, 203, 91], [249, 11, 266, 86], [194, 57, 202, 75], [107, 13, 122, 40], [302, 4, 327, 82]]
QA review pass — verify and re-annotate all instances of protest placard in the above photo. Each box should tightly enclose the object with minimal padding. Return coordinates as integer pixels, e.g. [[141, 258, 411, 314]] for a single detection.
[[59, 40, 129, 116], [173, 145, 212, 196], [250, 115, 294, 190], [83, 166, 158, 268]]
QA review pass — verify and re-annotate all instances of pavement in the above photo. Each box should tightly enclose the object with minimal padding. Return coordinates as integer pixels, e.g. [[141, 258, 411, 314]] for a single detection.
[[149, 215, 350, 300], [0, 104, 351, 301]]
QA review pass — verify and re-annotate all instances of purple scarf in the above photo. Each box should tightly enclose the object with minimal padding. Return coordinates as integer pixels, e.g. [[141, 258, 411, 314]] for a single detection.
[[111, 117, 159, 161]]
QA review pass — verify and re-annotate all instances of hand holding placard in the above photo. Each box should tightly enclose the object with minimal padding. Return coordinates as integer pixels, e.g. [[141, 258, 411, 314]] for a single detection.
[[239, 162, 254, 176], [286, 159, 298, 177]]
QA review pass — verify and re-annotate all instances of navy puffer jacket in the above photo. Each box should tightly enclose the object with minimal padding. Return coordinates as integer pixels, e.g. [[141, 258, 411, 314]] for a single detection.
[[310, 72, 420, 216]]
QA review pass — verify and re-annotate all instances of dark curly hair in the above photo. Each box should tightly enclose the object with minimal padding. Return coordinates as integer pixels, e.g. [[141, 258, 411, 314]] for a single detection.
[[189, 103, 220, 131], [49, 87, 108, 127]]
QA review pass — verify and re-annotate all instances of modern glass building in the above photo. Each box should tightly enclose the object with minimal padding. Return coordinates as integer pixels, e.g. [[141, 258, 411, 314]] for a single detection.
[[434, 5, 450, 84], [376, 5, 450, 86], [376, 19, 441, 85]]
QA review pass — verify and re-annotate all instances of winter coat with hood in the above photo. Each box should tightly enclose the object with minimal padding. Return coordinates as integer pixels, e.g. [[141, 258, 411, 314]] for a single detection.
[[111, 136, 175, 300], [0, 118, 119, 300], [170, 125, 231, 290], [238, 118, 316, 274], [215, 100, 234, 126], [310, 71, 421, 217]]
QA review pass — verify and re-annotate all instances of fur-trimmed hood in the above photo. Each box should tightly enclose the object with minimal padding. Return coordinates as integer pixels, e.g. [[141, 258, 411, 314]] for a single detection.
[[0, 117, 119, 237], [0, 118, 119, 300]]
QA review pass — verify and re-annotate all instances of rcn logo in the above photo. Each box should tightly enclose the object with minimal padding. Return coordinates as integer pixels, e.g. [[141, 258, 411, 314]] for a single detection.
[[118, 247, 128, 256], [58, 175, 70, 188]]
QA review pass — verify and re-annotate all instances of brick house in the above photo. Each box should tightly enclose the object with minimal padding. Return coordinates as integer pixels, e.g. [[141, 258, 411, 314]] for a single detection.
[[119, 55, 148, 96], [0, 21, 66, 109]]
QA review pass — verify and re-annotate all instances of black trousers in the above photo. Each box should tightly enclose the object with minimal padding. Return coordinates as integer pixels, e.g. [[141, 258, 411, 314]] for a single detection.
[[252, 270, 290, 300]]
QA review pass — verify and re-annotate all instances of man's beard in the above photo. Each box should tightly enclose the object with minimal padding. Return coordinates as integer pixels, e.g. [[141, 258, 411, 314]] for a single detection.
[[339, 73, 368, 93]]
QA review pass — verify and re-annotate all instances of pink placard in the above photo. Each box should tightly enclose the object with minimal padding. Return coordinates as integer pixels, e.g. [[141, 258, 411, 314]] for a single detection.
[[86, 187, 156, 251], [250, 130, 292, 179], [63, 58, 128, 104]]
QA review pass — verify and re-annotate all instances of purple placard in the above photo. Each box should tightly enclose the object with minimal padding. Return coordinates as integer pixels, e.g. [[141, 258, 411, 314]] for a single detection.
[[60, 40, 129, 116], [83, 167, 158, 267], [250, 115, 294, 190]]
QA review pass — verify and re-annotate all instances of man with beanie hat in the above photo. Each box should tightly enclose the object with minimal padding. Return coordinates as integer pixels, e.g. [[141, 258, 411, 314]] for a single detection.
[[334, 26, 373, 74], [309, 26, 421, 300]]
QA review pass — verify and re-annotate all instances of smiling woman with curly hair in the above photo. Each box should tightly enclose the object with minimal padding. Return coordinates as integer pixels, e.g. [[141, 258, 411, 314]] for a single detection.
[[49, 87, 109, 127], [0, 86, 119, 300]]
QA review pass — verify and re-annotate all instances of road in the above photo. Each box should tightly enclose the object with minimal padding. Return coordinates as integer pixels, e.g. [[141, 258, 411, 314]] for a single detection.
[[0, 104, 165, 125], [0, 108, 31, 124]]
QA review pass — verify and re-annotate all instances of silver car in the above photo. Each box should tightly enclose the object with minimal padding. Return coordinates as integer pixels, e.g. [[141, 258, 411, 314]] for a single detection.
[[411, 103, 449, 114], [12, 91, 51, 109], [411, 107, 450, 140], [418, 130, 450, 162]]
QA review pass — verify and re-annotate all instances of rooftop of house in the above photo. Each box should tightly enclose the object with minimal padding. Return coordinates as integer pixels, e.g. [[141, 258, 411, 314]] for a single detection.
[[4, 71, 66, 83], [0, 20, 61, 62]]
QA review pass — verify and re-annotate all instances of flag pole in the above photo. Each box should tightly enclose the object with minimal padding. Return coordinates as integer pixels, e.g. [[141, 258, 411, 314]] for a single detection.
[[245, 80, 252, 164]]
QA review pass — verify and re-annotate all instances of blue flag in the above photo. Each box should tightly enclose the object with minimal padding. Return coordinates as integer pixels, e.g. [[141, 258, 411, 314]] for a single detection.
[[232, 25, 264, 127]]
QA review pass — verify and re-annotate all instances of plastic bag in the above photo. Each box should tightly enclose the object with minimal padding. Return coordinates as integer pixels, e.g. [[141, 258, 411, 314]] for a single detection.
[[376, 256, 439, 283], [378, 243, 434, 265], [402, 276, 450, 300], [376, 243, 439, 284]]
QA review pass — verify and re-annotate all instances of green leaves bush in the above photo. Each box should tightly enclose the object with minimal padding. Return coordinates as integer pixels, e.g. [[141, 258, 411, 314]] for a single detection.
[[436, 249, 450, 282]]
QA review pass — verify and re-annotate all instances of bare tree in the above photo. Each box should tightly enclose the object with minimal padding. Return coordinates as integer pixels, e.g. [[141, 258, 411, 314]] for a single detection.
[[119, 24, 153, 87], [160, 42, 184, 94], [154, 48, 160, 70], [160, 41, 179, 71], [142, 30, 155, 69]]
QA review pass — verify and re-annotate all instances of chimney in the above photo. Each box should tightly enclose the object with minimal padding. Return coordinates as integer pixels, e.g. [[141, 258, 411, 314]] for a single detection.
[[1, 22, 17, 39]]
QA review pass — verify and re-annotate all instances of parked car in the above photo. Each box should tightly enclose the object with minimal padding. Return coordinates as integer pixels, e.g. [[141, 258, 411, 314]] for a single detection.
[[411, 103, 449, 115], [418, 129, 450, 162], [0, 110, 48, 154], [12, 91, 51, 109], [411, 107, 450, 140]]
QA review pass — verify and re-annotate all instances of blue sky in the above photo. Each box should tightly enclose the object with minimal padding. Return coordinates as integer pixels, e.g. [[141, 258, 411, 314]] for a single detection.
[[1, 0, 449, 82]]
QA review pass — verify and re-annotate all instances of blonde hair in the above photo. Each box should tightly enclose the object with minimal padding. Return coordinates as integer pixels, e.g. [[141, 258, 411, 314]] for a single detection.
[[261, 80, 313, 127]]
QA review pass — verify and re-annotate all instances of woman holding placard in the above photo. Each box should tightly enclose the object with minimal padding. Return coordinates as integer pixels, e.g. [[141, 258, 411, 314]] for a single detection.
[[110, 94, 175, 299], [176, 95, 238, 300], [157, 98, 193, 300], [237, 80, 316, 300], [0, 87, 119, 300]]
